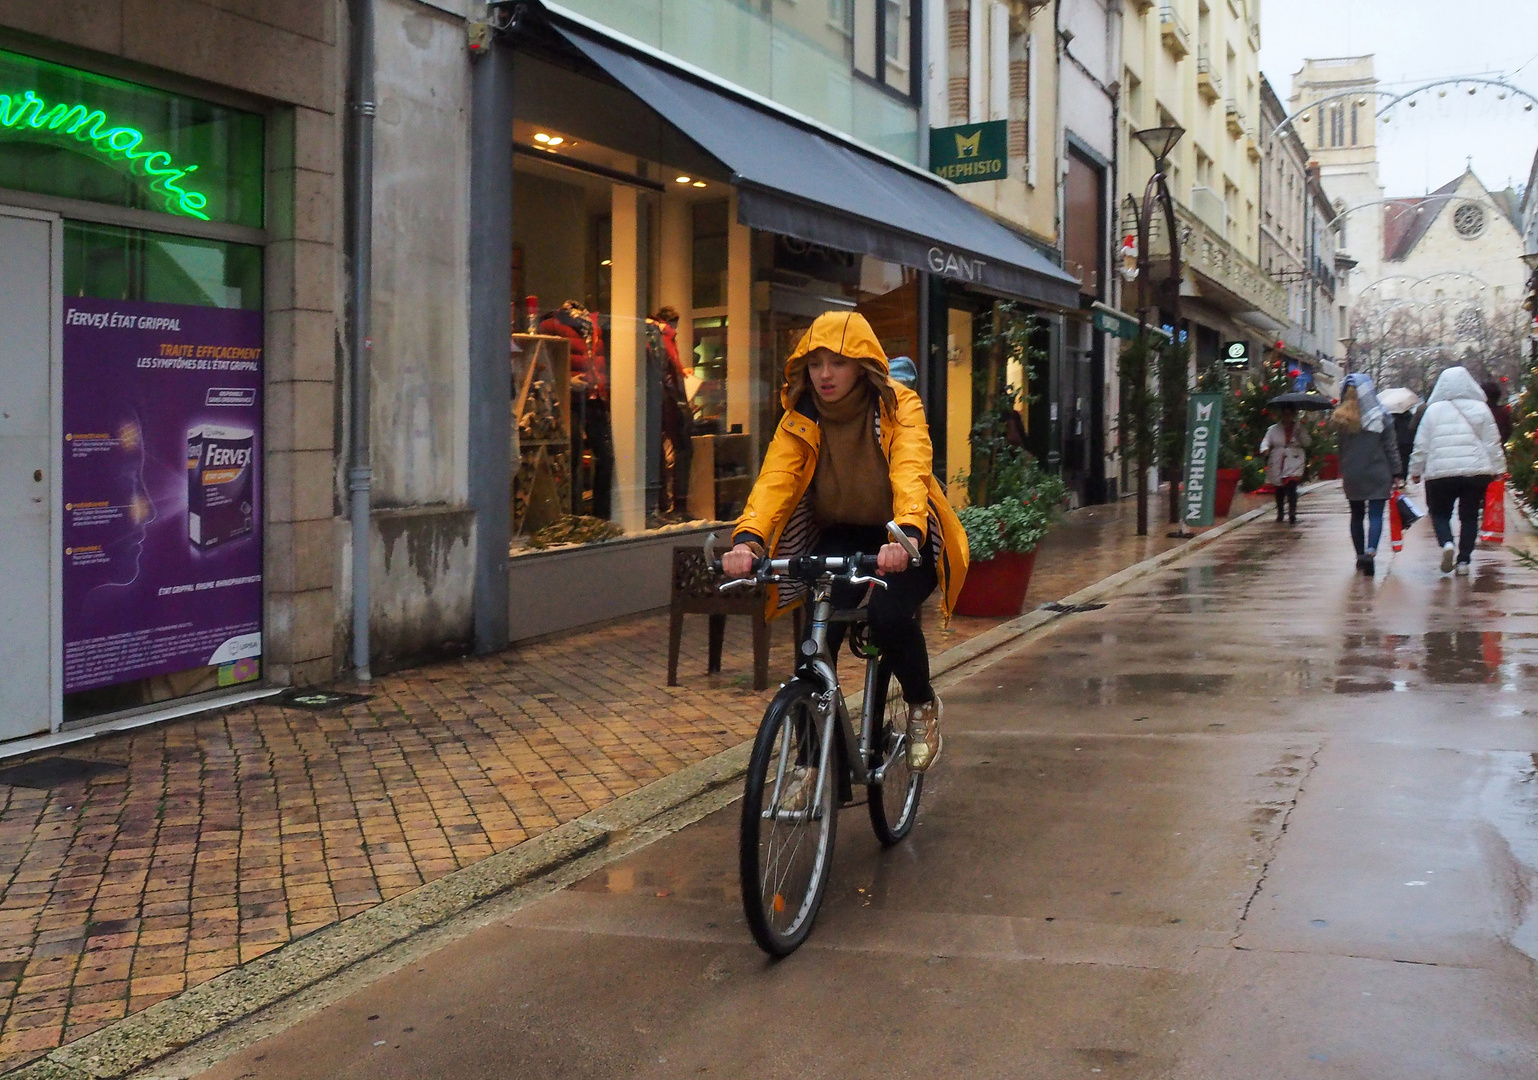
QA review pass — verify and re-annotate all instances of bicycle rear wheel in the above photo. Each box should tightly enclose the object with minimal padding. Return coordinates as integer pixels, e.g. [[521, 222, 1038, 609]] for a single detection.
[[740, 679, 838, 956], [867, 664, 922, 845]]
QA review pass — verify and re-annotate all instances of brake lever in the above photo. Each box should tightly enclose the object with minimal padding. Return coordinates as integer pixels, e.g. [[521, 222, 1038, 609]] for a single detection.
[[886, 520, 922, 568], [718, 577, 758, 593], [846, 573, 889, 590]]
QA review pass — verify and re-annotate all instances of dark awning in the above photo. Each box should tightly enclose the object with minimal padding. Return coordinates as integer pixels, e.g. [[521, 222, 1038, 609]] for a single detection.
[[554, 26, 1080, 309]]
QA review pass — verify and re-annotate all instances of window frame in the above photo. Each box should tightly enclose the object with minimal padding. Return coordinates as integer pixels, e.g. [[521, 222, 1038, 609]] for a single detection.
[[851, 0, 920, 104]]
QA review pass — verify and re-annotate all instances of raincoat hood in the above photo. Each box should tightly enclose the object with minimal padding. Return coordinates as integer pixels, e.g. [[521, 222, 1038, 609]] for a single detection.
[[1427, 366, 1486, 406], [782, 311, 889, 409]]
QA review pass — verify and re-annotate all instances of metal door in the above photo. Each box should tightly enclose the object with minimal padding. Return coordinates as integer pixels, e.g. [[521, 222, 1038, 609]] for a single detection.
[[0, 208, 60, 739]]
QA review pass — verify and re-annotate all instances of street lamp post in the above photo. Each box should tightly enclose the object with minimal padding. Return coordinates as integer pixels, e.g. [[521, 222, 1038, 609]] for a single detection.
[[1128, 124, 1185, 537]]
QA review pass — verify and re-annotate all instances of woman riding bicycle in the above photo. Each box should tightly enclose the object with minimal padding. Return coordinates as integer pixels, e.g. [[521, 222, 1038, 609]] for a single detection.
[[722, 311, 969, 772]]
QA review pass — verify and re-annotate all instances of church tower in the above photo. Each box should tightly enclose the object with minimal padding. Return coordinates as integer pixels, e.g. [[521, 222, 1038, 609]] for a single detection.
[[1290, 56, 1385, 312]]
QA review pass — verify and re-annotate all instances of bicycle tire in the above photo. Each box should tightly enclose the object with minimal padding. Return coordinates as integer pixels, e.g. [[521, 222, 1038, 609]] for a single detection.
[[739, 679, 839, 956], [867, 664, 923, 845]]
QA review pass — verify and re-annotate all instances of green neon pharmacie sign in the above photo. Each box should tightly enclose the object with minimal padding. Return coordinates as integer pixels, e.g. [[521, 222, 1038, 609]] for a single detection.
[[0, 89, 209, 219]]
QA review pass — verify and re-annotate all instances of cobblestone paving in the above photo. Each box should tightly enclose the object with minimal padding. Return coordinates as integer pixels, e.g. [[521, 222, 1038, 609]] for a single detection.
[[0, 494, 1220, 1069]]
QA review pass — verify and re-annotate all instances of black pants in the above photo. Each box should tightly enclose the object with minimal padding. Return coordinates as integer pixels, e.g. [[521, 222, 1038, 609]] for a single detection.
[[571, 394, 614, 520], [808, 524, 938, 705], [1425, 474, 1491, 562], [1274, 480, 1299, 522]]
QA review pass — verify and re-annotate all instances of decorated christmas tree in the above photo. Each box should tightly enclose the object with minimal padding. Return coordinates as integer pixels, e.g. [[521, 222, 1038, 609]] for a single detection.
[[1508, 349, 1538, 507], [1223, 351, 1295, 490]]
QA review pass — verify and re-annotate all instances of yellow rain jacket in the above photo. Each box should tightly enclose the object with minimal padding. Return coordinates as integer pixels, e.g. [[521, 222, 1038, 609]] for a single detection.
[[733, 311, 970, 621]]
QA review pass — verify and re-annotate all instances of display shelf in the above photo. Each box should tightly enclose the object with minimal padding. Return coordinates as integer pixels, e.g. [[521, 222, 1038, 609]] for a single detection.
[[511, 333, 572, 537], [687, 432, 754, 522]]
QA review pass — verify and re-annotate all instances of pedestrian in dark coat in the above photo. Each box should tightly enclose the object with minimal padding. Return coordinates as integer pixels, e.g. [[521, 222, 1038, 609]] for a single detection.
[[1482, 380, 1513, 442], [1331, 373, 1401, 576]]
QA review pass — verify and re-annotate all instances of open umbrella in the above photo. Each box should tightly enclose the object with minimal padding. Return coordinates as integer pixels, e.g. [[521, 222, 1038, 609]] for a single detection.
[[1267, 391, 1334, 412], [1376, 387, 1421, 414]]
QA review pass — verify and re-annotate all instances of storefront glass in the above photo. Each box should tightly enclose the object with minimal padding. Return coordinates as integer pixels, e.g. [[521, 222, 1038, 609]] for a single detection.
[[553, 0, 919, 162], [60, 222, 265, 722], [508, 39, 924, 557], [0, 48, 264, 226], [0, 49, 267, 724]]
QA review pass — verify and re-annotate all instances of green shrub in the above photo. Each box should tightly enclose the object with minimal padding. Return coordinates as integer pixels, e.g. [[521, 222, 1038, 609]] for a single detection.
[[957, 459, 1068, 559]]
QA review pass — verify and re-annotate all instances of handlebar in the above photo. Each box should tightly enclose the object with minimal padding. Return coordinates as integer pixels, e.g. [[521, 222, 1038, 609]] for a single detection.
[[704, 519, 920, 594]]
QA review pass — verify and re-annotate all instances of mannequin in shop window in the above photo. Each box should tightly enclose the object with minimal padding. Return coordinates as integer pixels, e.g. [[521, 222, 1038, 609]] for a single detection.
[[646, 306, 693, 520], [540, 301, 613, 519]]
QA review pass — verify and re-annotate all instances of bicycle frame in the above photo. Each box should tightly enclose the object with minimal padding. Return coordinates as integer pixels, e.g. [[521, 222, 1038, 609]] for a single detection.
[[712, 520, 920, 820]]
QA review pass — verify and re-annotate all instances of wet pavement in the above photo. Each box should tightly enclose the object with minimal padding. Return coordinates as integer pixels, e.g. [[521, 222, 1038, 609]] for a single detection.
[[195, 492, 1538, 1079]]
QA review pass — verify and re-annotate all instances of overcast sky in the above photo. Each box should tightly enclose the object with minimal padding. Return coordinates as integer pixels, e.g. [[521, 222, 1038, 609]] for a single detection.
[[1260, 0, 1538, 196]]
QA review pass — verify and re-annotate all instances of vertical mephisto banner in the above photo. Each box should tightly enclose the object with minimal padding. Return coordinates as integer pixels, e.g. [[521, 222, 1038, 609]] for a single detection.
[[1182, 393, 1224, 528], [61, 297, 263, 693]]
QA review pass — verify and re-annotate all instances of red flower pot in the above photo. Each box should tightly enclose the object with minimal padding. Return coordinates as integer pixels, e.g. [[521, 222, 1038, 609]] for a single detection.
[[1318, 453, 1340, 481], [1214, 468, 1241, 517], [954, 549, 1037, 618]]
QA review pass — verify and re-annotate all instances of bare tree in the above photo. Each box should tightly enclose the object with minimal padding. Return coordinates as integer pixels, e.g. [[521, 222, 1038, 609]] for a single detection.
[[1349, 297, 1527, 393]]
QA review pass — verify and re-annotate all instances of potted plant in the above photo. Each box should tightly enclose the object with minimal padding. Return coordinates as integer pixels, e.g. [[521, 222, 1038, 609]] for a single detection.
[[953, 391, 1069, 617], [1214, 441, 1244, 518]]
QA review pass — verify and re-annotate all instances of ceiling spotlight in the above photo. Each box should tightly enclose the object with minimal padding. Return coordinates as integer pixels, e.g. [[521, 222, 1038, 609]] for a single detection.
[[534, 133, 551, 143], [547, 136, 564, 146], [600, 259, 612, 266], [675, 175, 692, 184], [692, 180, 707, 188]]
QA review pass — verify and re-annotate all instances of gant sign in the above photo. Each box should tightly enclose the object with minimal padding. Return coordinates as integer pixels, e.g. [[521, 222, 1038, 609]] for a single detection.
[[927, 246, 989, 283]]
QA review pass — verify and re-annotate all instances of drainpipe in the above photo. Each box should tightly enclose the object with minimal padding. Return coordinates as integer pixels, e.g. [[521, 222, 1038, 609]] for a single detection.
[[347, 0, 375, 682]]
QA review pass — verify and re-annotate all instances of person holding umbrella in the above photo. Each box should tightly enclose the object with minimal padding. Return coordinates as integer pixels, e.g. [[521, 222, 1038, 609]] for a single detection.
[[1408, 366, 1507, 575], [1330, 374, 1401, 575], [1261, 393, 1327, 523], [1377, 386, 1422, 467]]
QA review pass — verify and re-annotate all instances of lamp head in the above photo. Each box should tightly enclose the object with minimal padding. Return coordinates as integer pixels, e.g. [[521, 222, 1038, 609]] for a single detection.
[[1133, 124, 1185, 165], [1522, 251, 1538, 271]]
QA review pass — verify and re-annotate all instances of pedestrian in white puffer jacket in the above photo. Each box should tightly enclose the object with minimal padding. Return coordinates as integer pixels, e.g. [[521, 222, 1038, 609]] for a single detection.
[[1407, 366, 1506, 575]]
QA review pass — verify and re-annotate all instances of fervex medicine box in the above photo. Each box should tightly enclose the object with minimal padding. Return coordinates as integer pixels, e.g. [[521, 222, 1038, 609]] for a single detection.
[[187, 424, 254, 548]]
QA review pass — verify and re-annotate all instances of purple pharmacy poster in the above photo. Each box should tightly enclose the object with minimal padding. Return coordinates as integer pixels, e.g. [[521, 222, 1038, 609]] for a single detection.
[[61, 297, 263, 694]]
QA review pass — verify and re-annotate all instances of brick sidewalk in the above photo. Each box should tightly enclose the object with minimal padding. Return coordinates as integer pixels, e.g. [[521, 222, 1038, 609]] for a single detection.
[[0, 492, 1256, 1070]]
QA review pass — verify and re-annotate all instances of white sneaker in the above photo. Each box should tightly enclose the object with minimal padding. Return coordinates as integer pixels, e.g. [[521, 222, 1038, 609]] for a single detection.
[[1455, 561, 1471, 577], [1441, 543, 1456, 573]]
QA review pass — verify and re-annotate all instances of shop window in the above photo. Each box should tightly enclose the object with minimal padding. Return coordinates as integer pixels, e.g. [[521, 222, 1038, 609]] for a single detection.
[[0, 48, 263, 227], [59, 221, 265, 723], [63, 221, 262, 311]]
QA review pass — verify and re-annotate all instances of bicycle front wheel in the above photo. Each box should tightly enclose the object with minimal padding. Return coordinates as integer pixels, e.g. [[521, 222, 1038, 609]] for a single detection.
[[740, 679, 839, 956], [867, 665, 923, 845]]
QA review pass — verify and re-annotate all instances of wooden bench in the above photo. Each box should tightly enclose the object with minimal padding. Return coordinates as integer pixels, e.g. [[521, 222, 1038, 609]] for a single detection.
[[666, 546, 791, 691]]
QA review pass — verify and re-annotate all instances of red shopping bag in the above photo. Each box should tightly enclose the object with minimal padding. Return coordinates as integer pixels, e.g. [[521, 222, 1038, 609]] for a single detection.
[[1389, 494, 1404, 552], [1480, 478, 1506, 545]]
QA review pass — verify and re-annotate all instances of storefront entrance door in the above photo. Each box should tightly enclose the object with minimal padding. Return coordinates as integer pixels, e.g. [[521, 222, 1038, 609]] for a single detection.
[[0, 208, 59, 739]]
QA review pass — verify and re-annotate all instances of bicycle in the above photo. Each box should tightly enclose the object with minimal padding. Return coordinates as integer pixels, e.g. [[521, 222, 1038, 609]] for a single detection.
[[708, 522, 926, 956]]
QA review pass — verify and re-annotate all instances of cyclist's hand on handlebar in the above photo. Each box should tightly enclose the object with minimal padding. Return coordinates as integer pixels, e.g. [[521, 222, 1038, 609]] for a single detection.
[[876, 542, 910, 575], [721, 544, 758, 579]]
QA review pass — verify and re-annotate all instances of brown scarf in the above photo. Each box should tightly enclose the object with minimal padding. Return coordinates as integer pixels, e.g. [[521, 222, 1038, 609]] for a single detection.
[[812, 383, 892, 527]]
